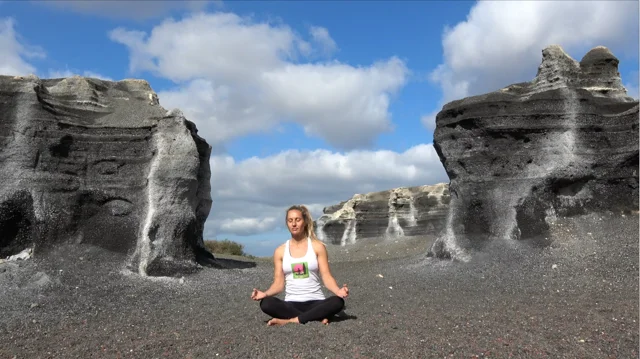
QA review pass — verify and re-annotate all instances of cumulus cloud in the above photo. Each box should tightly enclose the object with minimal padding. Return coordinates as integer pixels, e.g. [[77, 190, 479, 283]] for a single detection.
[[0, 18, 45, 76], [206, 144, 448, 237], [38, 0, 212, 20], [422, 0, 639, 129], [110, 12, 409, 150]]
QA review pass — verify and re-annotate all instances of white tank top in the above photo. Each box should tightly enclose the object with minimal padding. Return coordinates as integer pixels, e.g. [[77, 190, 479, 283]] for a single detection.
[[282, 237, 325, 302]]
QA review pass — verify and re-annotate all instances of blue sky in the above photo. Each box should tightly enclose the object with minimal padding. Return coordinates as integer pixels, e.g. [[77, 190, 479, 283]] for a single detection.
[[1, 1, 638, 256]]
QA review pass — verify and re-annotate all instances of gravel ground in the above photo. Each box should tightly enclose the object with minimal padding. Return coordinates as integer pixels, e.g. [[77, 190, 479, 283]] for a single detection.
[[0, 211, 637, 359]]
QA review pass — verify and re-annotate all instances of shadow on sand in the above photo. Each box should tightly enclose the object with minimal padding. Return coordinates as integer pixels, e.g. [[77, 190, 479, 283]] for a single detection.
[[196, 248, 258, 269], [332, 310, 358, 322], [260, 311, 358, 325], [213, 257, 258, 269]]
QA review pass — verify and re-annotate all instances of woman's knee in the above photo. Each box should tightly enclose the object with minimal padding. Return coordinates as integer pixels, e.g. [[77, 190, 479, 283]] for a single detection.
[[259, 296, 278, 311], [329, 295, 345, 309]]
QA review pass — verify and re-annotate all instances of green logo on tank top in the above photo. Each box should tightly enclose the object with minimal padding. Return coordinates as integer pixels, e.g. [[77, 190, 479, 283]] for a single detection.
[[291, 262, 309, 279]]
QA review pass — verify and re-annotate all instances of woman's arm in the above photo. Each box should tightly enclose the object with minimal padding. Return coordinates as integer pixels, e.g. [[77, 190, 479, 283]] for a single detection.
[[315, 241, 347, 297], [262, 245, 286, 297]]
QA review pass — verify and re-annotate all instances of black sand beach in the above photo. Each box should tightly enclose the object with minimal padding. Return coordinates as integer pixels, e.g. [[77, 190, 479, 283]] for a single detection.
[[1, 211, 638, 358]]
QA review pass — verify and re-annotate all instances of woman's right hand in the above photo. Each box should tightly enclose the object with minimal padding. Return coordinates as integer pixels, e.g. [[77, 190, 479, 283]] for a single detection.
[[251, 288, 267, 301], [336, 283, 349, 298]]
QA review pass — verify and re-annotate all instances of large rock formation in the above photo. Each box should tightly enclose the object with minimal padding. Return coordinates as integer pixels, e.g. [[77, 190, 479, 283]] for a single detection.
[[315, 183, 450, 245], [0, 74, 220, 275], [428, 45, 639, 259]]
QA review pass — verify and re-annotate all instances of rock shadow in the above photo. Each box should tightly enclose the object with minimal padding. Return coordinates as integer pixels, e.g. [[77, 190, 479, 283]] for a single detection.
[[195, 249, 257, 269], [0, 190, 35, 258], [211, 257, 258, 269]]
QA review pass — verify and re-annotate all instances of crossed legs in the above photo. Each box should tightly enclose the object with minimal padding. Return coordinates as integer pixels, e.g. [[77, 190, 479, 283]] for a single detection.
[[260, 296, 345, 325]]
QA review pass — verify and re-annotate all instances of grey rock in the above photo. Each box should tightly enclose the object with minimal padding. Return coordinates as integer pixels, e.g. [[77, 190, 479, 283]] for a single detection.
[[6, 247, 33, 261], [24, 271, 55, 289], [0, 261, 19, 273], [428, 45, 639, 259], [0, 75, 222, 275], [322, 201, 348, 215], [315, 183, 450, 245]]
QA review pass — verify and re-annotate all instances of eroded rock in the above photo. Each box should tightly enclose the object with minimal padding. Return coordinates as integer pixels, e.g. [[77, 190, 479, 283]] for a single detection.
[[0, 75, 218, 275], [315, 183, 450, 245], [428, 45, 639, 259]]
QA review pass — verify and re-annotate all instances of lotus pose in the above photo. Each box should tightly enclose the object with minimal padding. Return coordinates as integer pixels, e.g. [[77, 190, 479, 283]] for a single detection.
[[251, 205, 349, 326]]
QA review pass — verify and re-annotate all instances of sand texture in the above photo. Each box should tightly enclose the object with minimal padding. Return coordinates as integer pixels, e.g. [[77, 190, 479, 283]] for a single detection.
[[1, 212, 638, 358]]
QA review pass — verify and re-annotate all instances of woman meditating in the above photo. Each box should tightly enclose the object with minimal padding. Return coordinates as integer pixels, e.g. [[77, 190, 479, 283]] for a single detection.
[[251, 205, 349, 326]]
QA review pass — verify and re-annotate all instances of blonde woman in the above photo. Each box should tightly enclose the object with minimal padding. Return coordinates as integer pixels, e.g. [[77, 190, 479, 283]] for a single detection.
[[251, 205, 349, 326]]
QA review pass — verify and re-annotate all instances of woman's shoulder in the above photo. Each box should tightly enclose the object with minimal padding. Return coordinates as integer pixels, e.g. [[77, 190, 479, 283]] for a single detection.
[[273, 242, 287, 257], [310, 238, 327, 252], [310, 237, 326, 245]]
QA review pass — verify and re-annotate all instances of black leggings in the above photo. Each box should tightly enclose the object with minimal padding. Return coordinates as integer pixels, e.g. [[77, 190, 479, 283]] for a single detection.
[[260, 296, 345, 324]]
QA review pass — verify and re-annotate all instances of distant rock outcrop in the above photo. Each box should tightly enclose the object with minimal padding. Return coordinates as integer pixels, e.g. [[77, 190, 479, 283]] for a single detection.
[[315, 183, 450, 245], [428, 45, 639, 259], [0, 75, 221, 275]]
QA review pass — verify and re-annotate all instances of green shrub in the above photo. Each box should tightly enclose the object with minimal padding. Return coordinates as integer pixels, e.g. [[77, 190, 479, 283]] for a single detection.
[[204, 239, 248, 257]]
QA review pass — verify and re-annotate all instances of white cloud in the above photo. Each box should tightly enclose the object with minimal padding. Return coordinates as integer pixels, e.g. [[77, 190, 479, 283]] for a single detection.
[[47, 68, 113, 81], [309, 26, 338, 56], [0, 17, 45, 76], [422, 0, 639, 128], [206, 144, 448, 237], [260, 58, 407, 148], [219, 217, 278, 236], [0, 19, 113, 82], [111, 12, 409, 150], [420, 110, 439, 132], [38, 0, 212, 20], [157, 79, 273, 147], [109, 13, 299, 82]]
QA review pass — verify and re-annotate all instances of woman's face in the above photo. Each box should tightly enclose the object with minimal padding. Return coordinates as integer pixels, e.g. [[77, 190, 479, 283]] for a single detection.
[[287, 209, 305, 236]]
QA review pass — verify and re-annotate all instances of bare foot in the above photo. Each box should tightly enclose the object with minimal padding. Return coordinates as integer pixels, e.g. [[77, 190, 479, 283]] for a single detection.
[[267, 318, 288, 326], [321, 318, 329, 325], [267, 318, 299, 326]]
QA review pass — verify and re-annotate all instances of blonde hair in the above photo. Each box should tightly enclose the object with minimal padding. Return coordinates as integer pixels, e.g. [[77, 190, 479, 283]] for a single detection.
[[286, 204, 319, 241]]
